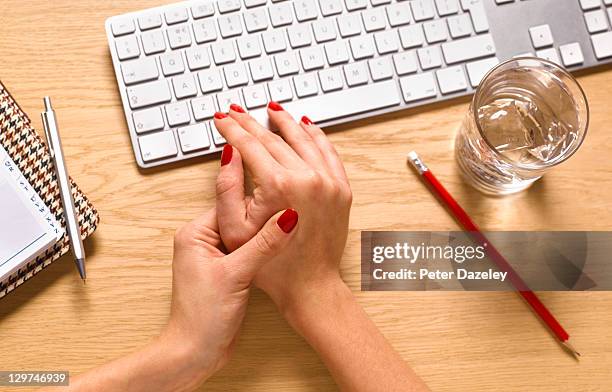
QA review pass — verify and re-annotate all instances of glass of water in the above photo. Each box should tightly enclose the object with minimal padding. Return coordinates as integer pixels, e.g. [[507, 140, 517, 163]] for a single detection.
[[455, 57, 589, 195]]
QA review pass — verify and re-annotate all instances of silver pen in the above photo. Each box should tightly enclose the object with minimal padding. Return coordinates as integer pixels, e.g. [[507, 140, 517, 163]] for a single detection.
[[41, 97, 87, 283]]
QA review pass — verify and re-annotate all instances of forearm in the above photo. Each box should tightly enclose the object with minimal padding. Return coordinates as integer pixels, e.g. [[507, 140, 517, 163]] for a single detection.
[[41, 332, 208, 392], [283, 278, 430, 392]]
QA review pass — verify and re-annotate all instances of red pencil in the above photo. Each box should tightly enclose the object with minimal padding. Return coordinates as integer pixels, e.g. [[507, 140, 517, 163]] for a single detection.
[[407, 151, 580, 359]]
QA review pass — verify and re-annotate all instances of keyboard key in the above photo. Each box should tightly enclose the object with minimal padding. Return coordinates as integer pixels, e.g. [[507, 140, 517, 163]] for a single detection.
[[191, 2, 216, 18], [111, 18, 135, 36], [337, 14, 363, 37], [245, 0, 267, 7], [288, 24, 313, 48], [121, 57, 159, 85], [218, 14, 243, 38], [441, 34, 496, 64], [423, 19, 449, 43], [559, 43, 584, 66], [268, 79, 294, 102], [217, 90, 242, 111], [362, 8, 387, 32], [237, 35, 262, 58], [133, 107, 165, 134], [172, 74, 198, 98], [224, 63, 249, 87], [368, 57, 394, 81], [529, 24, 553, 48], [178, 124, 211, 153], [313, 19, 338, 42], [212, 41, 237, 64], [350, 35, 375, 59], [249, 58, 275, 81], [435, 0, 459, 16], [465, 57, 499, 86], [275, 52, 300, 75], [191, 96, 217, 120], [300, 47, 326, 70], [165, 8, 189, 25], [584, 10, 608, 33], [276, 80, 400, 124], [185, 47, 211, 70], [318, 68, 345, 92], [160, 52, 185, 76], [436, 65, 468, 94], [374, 30, 400, 54], [218, 0, 241, 13], [269, 2, 294, 27], [323, 42, 349, 65], [139, 131, 178, 162], [343, 62, 369, 86], [167, 25, 192, 49], [138, 14, 162, 31], [319, 0, 344, 16], [399, 72, 437, 102], [165, 101, 191, 126], [294, 73, 320, 97], [536, 48, 561, 65], [193, 19, 218, 43], [243, 8, 269, 32], [399, 25, 425, 48], [393, 51, 418, 75], [386, 3, 412, 26], [198, 69, 224, 93], [294, 0, 319, 22], [243, 84, 269, 108], [417, 46, 443, 69], [262, 30, 287, 53], [141, 30, 166, 54], [448, 14, 473, 38], [460, 0, 489, 32], [579, 0, 601, 10], [591, 31, 612, 59], [115, 35, 140, 60], [127, 80, 172, 109], [411, 0, 435, 22], [344, 0, 368, 11]]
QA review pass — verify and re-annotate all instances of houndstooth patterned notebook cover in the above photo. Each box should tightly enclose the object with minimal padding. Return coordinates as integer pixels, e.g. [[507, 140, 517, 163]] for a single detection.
[[0, 81, 99, 298]]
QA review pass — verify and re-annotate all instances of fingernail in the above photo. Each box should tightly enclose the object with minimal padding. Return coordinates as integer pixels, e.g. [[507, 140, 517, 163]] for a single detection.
[[229, 103, 245, 113], [221, 144, 233, 166], [301, 116, 314, 125], [277, 209, 298, 233], [268, 101, 284, 111], [214, 112, 228, 119]]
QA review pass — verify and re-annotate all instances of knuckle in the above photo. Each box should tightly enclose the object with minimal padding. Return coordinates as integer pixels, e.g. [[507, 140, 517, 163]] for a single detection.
[[339, 183, 353, 204], [174, 223, 193, 247], [254, 228, 279, 256], [270, 173, 291, 192], [216, 174, 240, 197]]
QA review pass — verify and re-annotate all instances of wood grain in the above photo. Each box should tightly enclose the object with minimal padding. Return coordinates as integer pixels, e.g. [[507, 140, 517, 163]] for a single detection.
[[1, 2, 611, 391]]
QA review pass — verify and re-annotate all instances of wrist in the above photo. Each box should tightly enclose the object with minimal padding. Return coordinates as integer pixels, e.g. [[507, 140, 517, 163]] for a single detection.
[[156, 327, 214, 390], [279, 276, 354, 335]]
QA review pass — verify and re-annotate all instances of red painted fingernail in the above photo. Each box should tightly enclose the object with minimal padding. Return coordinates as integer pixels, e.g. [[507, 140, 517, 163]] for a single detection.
[[277, 209, 298, 233], [221, 144, 233, 166], [268, 101, 284, 111], [229, 103, 245, 113], [301, 116, 314, 125], [214, 112, 228, 119]]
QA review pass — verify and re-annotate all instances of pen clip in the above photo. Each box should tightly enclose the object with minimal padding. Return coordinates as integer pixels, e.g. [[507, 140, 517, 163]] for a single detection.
[[41, 111, 55, 159]]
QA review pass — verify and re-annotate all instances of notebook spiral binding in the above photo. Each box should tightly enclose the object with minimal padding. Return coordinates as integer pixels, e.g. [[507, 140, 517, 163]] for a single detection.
[[0, 81, 100, 298]]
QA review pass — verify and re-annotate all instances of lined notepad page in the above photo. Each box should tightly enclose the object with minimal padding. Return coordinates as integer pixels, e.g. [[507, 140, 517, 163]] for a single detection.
[[0, 145, 63, 280]]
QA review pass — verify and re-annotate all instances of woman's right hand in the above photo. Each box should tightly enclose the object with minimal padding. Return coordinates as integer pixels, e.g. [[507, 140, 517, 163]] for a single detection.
[[213, 102, 353, 313]]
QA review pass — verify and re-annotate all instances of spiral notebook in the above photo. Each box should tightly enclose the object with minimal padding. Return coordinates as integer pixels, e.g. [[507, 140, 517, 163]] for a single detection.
[[0, 80, 99, 299]]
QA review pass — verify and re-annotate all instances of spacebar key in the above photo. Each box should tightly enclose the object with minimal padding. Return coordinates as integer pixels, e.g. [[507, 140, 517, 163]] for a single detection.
[[286, 80, 400, 123]]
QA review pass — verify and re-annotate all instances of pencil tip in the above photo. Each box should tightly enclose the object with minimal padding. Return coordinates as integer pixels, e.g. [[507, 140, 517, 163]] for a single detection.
[[83, 278, 86, 285], [562, 340, 581, 360]]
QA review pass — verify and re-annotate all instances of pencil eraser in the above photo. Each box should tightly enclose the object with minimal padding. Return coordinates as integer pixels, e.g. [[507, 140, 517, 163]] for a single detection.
[[407, 151, 418, 161]]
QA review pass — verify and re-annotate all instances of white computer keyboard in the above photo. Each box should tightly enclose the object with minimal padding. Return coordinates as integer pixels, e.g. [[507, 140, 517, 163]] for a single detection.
[[106, 0, 612, 168]]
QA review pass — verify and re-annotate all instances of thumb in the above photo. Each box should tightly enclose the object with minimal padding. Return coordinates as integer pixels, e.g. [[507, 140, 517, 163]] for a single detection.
[[224, 208, 299, 284]]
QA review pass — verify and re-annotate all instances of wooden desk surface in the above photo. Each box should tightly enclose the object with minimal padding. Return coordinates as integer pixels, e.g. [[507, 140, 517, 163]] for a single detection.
[[1, 2, 611, 391]]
